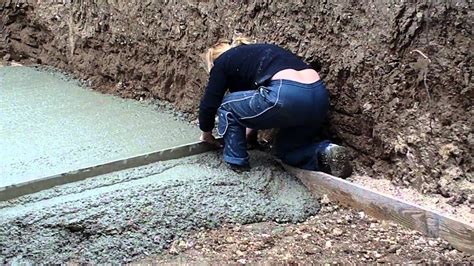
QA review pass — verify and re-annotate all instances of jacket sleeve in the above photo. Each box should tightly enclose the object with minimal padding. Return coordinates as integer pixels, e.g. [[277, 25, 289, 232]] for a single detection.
[[198, 65, 227, 132]]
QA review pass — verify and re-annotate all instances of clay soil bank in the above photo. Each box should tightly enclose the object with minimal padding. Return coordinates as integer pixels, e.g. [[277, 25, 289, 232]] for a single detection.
[[1, 1, 472, 204]]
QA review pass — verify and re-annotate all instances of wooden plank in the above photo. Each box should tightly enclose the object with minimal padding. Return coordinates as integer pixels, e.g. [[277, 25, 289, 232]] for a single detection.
[[0, 140, 221, 201], [282, 164, 474, 254]]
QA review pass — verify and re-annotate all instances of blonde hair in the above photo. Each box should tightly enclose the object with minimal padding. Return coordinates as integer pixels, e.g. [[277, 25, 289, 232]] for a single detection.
[[205, 36, 254, 72]]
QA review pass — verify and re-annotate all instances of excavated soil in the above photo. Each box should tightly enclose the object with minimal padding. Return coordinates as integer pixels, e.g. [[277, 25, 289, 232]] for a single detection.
[[140, 203, 473, 264], [1, 1, 472, 203]]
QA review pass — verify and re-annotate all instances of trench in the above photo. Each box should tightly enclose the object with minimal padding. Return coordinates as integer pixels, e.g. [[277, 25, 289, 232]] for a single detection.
[[1, 0, 472, 263], [0, 66, 319, 264], [1, 1, 472, 197]]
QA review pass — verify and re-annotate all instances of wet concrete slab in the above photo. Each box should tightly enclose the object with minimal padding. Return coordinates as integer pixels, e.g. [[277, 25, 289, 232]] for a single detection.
[[0, 66, 199, 188], [0, 151, 319, 264]]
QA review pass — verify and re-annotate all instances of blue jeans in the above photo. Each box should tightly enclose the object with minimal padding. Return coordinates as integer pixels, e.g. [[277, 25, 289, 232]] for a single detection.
[[217, 79, 331, 171]]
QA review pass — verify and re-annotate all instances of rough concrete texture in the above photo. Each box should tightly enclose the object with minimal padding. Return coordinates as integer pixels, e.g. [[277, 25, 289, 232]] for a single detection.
[[1, 0, 472, 200], [0, 66, 198, 187], [0, 151, 319, 264]]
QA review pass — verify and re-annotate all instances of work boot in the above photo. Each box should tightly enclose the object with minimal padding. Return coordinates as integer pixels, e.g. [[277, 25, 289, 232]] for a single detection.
[[319, 144, 353, 178], [226, 163, 251, 173]]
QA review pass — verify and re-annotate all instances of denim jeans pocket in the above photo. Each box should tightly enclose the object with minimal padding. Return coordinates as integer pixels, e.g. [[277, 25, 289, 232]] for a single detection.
[[217, 83, 284, 134], [240, 86, 281, 120], [218, 93, 271, 136], [217, 109, 232, 136]]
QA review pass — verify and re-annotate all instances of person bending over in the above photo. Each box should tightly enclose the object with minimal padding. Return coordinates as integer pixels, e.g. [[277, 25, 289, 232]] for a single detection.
[[198, 37, 352, 178]]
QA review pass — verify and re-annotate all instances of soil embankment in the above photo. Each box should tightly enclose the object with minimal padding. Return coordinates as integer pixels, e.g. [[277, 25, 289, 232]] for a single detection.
[[1, 1, 472, 201]]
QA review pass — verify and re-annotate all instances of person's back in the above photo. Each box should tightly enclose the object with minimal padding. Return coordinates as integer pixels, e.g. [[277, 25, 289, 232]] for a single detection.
[[212, 43, 309, 91]]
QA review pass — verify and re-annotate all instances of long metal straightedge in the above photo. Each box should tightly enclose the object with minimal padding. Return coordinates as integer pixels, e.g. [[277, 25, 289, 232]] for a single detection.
[[0, 141, 220, 202], [282, 164, 474, 255]]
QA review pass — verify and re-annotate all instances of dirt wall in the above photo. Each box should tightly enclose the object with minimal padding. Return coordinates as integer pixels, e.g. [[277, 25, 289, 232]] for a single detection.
[[1, 0, 472, 200]]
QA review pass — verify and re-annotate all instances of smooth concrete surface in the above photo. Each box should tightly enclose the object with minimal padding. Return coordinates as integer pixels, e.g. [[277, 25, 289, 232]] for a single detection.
[[0, 67, 199, 187], [0, 151, 319, 264], [0, 140, 220, 201]]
